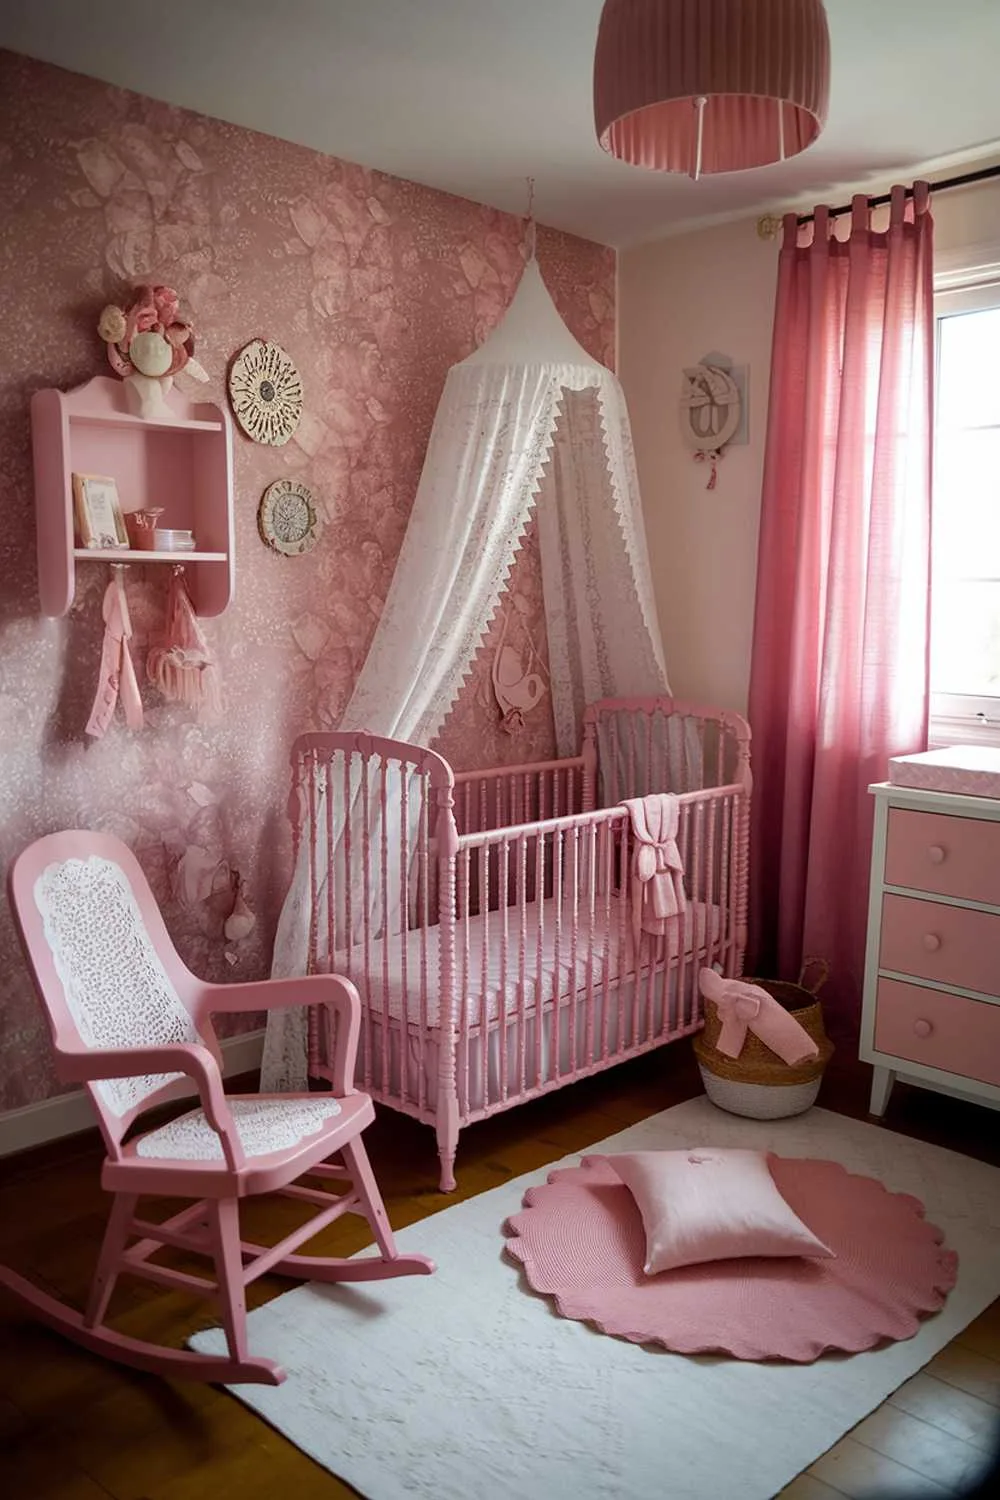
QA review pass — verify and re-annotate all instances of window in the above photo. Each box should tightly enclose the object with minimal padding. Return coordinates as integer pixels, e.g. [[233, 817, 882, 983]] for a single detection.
[[931, 280, 1000, 747]]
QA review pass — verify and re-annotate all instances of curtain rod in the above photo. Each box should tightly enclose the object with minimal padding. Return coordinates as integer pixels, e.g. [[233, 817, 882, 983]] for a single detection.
[[795, 162, 1000, 225]]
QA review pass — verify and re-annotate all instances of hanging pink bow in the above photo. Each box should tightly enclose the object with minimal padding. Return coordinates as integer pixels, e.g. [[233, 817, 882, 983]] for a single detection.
[[622, 794, 687, 950], [699, 968, 819, 1066], [86, 568, 143, 739]]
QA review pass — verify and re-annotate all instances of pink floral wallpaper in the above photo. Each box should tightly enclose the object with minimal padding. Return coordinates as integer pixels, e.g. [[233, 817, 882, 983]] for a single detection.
[[0, 49, 615, 1115]]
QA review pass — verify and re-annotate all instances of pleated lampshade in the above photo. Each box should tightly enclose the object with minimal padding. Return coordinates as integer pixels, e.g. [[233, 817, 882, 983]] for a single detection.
[[593, 0, 831, 178]]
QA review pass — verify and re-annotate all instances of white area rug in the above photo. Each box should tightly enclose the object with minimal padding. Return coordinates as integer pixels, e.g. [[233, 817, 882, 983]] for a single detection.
[[192, 1100, 1000, 1500]]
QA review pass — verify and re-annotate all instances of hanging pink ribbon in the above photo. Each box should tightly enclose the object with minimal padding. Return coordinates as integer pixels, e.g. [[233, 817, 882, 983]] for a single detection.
[[622, 794, 687, 951], [699, 968, 819, 1066], [86, 568, 143, 739], [693, 448, 723, 490]]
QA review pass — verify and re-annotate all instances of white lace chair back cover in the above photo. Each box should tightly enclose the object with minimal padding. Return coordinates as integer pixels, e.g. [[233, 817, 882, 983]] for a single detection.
[[34, 855, 198, 1117]]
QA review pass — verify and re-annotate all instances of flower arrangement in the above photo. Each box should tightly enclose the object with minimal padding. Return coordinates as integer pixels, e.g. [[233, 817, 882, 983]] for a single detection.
[[98, 284, 207, 418]]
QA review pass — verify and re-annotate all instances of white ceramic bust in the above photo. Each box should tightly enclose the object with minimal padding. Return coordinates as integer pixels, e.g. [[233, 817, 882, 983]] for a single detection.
[[124, 331, 175, 421]]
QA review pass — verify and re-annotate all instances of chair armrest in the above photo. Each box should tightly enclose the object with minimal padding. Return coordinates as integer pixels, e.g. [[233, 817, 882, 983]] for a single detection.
[[197, 974, 361, 1096], [58, 1042, 245, 1172]]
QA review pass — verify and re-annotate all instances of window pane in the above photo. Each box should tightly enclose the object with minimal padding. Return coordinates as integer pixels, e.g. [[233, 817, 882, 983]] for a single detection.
[[938, 306, 1000, 430], [931, 579, 1000, 695], [934, 427, 1000, 575]]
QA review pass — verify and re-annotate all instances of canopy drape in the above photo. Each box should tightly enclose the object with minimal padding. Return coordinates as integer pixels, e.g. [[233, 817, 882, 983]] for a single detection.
[[263, 258, 669, 1088]]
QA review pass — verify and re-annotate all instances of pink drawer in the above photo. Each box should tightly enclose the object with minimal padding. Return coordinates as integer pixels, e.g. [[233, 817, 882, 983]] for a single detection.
[[874, 978, 1000, 1087], [880, 894, 1000, 997], [884, 809, 1000, 905]]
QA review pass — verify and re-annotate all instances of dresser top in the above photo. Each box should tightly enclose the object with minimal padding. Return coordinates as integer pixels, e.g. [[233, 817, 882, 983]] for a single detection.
[[869, 781, 1000, 819]]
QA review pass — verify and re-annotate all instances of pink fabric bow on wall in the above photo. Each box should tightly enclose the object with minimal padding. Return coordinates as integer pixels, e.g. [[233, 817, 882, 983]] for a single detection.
[[86, 569, 142, 739], [699, 968, 818, 1066], [622, 794, 687, 949]]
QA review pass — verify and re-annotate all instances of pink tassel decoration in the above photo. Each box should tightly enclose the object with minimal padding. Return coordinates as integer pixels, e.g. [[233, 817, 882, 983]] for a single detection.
[[147, 566, 221, 717]]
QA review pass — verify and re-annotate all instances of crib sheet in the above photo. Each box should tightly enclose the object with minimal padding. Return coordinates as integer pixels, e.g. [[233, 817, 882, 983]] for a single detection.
[[358, 920, 722, 1117], [335, 896, 722, 1028]]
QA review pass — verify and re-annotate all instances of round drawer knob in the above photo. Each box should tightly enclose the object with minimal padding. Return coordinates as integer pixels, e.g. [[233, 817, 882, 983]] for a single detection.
[[923, 932, 942, 952], [927, 845, 946, 865], [913, 1018, 934, 1039]]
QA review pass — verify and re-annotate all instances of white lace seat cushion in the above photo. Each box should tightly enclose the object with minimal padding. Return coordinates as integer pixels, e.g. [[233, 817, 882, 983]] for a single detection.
[[135, 1097, 343, 1161]]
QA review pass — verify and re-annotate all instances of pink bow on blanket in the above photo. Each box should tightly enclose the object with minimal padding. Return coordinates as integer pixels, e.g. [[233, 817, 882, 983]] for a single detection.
[[622, 794, 687, 949], [699, 969, 819, 1066], [86, 569, 143, 739]]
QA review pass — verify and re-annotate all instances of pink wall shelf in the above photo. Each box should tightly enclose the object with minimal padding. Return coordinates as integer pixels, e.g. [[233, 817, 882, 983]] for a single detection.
[[31, 375, 235, 618]]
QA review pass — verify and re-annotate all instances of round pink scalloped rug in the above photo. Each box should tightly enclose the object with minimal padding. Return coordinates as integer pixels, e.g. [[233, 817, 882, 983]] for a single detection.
[[504, 1153, 958, 1362]]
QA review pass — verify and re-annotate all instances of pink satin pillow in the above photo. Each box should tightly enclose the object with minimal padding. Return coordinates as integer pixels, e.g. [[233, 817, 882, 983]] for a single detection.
[[607, 1147, 834, 1275]]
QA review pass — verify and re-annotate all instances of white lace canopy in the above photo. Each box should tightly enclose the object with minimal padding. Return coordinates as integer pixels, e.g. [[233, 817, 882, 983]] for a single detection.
[[264, 258, 669, 1089]]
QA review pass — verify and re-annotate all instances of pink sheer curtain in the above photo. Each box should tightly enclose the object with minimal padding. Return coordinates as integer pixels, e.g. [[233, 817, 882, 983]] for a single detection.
[[748, 184, 934, 1037]]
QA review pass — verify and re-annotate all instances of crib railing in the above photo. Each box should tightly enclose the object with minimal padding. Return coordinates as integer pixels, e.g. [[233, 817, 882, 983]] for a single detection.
[[452, 756, 588, 835], [287, 700, 751, 1190], [445, 780, 746, 1115], [584, 695, 752, 802]]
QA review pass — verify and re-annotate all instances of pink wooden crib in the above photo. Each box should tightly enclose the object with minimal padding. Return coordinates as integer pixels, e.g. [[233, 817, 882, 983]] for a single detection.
[[289, 696, 751, 1190]]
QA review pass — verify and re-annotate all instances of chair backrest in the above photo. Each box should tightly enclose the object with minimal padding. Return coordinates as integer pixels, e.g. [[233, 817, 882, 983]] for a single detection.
[[8, 830, 204, 1126]]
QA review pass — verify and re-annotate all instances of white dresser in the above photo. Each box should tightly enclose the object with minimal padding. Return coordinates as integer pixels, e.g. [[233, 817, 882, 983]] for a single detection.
[[860, 781, 1000, 1116]]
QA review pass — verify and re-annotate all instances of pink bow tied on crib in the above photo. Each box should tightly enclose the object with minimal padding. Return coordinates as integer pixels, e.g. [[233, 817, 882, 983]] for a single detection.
[[622, 794, 687, 949], [698, 969, 819, 1066]]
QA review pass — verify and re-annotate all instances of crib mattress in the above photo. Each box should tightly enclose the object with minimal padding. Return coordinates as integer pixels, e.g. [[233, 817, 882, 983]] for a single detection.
[[335, 897, 723, 1028]]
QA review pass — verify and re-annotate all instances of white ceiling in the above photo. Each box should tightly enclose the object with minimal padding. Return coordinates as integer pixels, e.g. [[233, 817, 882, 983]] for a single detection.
[[2, 0, 1000, 247]]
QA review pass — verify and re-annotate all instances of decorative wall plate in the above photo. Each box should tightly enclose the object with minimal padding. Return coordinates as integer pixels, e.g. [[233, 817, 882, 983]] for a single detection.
[[228, 339, 303, 446], [258, 479, 320, 556]]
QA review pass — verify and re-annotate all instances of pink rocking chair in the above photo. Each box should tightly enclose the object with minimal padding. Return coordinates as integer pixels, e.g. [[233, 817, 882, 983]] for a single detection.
[[1, 830, 432, 1386]]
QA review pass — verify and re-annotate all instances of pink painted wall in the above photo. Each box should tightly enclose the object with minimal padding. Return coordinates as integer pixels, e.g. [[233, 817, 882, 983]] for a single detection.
[[0, 49, 615, 1115], [618, 220, 778, 715]]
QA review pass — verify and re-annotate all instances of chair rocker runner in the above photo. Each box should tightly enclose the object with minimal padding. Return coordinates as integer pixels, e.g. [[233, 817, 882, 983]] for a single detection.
[[2, 830, 432, 1386]]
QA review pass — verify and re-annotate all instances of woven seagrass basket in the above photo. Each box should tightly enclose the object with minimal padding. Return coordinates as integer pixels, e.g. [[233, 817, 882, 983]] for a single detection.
[[693, 960, 834, 1119]]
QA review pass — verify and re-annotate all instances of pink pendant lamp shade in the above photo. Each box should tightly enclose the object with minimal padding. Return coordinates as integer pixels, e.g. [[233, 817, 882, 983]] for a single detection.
[[594, 0, 831, 179]]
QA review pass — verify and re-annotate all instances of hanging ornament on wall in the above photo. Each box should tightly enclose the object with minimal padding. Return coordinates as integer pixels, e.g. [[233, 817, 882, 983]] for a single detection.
[[228, 339, 303, 445], [490, 593, 548, 735], [224, 870, 256, 943], [257, 478, 321, 556], [679, 353, 746, 490]]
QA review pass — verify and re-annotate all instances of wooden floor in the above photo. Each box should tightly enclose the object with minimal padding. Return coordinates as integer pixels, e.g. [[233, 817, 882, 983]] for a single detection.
[[0, 1047, 998, 1499]]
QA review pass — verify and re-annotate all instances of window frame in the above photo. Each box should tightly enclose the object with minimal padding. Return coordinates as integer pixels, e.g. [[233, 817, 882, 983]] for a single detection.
[[929, 274, 1000, 749]]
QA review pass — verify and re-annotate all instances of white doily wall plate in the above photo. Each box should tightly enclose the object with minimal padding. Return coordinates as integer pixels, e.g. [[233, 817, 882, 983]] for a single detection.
[[258, 479, 321, 556], [228, 339, 303, 446]]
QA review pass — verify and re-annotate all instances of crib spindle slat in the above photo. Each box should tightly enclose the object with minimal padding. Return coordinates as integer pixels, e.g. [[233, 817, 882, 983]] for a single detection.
[[550, 828, 563, 1081], [498, 836, 510, 1103], [418, 776, 430, 1114], [398, 763, 411, 1104], [676, 800, 692, 1032], [599, 821, 613, 1063], [568, 824, 580, 1078], [534, 831, 545, 1092], [583, 819, 597, 1067], [458, 847, 471, 1116], [617, 818, 629, 1051], [516, 832, 528, 1100], [479, 840, 490, 1104]]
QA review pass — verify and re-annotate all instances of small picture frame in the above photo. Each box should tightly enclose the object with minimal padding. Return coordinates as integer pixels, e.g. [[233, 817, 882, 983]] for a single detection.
[[72, 473, 129, 550]]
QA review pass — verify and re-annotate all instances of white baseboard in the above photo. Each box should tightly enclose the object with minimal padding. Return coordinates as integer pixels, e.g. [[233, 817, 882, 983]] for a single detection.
[[0, 1029, 265, 1159]]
